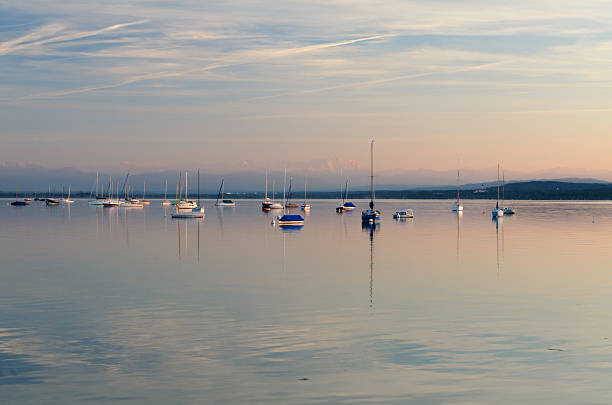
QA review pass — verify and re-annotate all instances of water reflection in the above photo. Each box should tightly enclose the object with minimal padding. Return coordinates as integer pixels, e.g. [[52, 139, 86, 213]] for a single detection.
[[362, 223, 379, 309], [6, 200, 612, 403], [493, 216, 504, 274], [175, 218, 203, 264]]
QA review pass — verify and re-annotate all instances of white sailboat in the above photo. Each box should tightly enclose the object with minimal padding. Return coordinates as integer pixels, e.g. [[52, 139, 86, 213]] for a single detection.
[[175, 172, 197, 210], [300, 176, 310, 211], [452, 169, 463, 212], [172, 169, 204, 218], [214, 178, 236, 207], [61, 185, 74, 204], [140, 181, 150, 205], [89, 172, 106, 205], [268, 180, 283, 210], [492, 164, 504, 218], [162, 180, 171, 206]]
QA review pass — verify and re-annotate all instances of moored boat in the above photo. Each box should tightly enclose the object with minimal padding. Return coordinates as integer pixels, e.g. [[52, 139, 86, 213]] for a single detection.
[[277, 214, 304, 226], [214, 178, 236, 207], [362, 140, 381, 224], [492, 164, 504, 218], [452, 169, 463, 212], [393, 209, 414, 219], [172, 169, 205, 218]]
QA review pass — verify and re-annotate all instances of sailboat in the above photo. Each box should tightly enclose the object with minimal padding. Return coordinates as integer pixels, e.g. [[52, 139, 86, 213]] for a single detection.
[[103, 180, 122, 207], [361, 140, 381, 224], [300, 176, 310, 211], [502, 170, 515, 215], [268, 179, 283, 210], [10, 185, 28, 206], [175, 172, 197, 210], [61, 185, 74, 204], [452, 169, 463, 212], [121, 175, 143, 208], [343, 178, 356, 210], [140, 182, 150, 205], [262, 170, 274, 210], [45, 185, 59, 205], [161, 180, 171, 206], [89, 172, 106, 205], [284, 175, 299, 209], [172, 169, 204, 218], [336, 182, 345, 213], [214, 178, 236, 207], [492, 164, 504, 218]]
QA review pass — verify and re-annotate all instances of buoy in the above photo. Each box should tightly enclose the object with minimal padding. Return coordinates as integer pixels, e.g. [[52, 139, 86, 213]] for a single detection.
[[483, 210, 485, 214]]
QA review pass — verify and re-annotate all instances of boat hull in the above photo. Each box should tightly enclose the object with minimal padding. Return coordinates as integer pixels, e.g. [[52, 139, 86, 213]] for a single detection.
[[172, 207, 205, 218], [492, 209, 504, 217]]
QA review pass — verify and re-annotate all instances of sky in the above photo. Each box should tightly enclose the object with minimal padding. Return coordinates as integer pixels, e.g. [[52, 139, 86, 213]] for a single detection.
[[2, 0, 612, 178]]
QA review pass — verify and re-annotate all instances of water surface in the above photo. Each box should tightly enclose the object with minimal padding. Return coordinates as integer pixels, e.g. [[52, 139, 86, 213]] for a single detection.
[[2, 199, 612, 404]]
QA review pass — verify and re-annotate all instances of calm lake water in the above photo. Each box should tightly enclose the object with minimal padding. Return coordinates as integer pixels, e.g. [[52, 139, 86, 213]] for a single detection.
[[2, 199, 612, 404]]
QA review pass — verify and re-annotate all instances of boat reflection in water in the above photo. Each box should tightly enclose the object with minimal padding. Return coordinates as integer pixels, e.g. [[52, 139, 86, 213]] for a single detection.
[[362, 222, 380, 309], [493, 216, 504, 274], [176, 218, 202, 264]]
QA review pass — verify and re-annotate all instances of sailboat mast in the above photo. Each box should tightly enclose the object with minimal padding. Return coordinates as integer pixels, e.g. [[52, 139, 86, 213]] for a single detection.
[[96, 172, 99, 198], [370, 140, 374, 209], [502, 170, 505, 206], [197, 168, 200, 206], [496, 164, 500, 209], [283, 168, 287, 205], [457, 169, 460, 202], [344, 179, 348, 204], [178, 172, 182, 204], [304, 176, 307, 202], [164, 179, 168, 201], [265, 169, 268, 199], [185, 171, 188, 201]]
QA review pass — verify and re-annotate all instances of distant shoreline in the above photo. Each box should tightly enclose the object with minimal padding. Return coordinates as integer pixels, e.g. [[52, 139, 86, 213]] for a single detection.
[[5, 181, 612, 201]]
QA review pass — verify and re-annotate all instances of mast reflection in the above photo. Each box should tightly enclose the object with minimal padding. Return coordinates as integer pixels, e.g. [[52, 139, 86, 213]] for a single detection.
[[493, 216, 504, 274], [362, 222, 380, 309], [174, 218, 203, 264]]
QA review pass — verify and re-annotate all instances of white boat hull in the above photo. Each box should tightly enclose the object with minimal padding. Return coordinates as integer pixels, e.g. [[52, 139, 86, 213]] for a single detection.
[[172, 207, 205, 218], [492, 209, 504, 217]]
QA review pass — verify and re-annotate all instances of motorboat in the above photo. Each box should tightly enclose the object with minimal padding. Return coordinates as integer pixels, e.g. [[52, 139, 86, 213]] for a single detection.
[[277, 214, 304, 226], [393, 209, 414, 219], [343, 202, 356, 210], [46, 198, 60, 206]]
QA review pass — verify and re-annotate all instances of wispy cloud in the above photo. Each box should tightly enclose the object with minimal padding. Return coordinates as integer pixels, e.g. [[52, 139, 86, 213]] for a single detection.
[[0, 19, 148, 56]]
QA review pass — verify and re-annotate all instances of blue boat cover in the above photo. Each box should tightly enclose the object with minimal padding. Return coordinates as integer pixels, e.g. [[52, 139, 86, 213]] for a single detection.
[[343, 202, 356, 207], [279, 214, 304, 221]]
